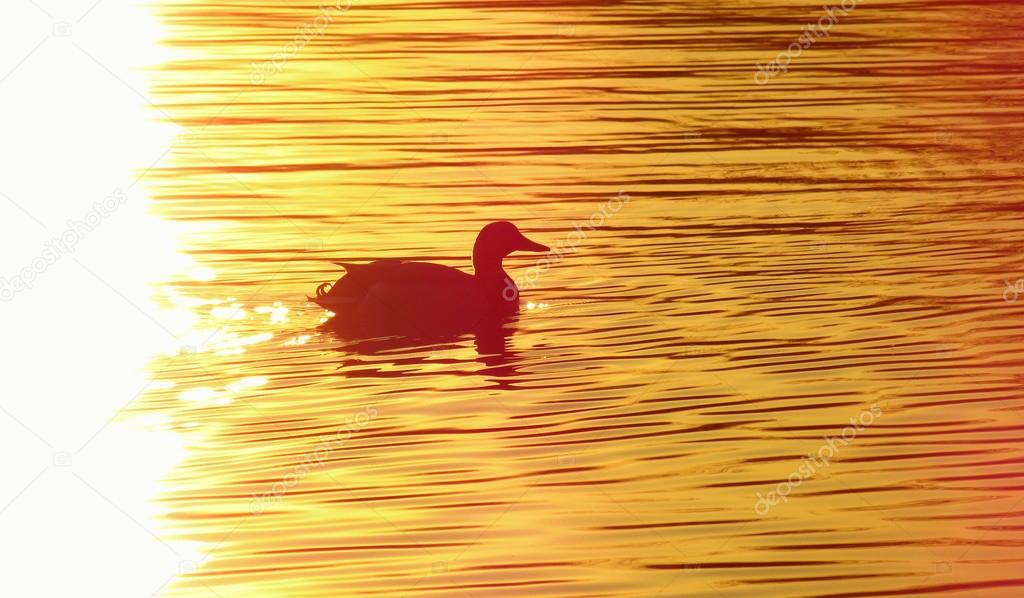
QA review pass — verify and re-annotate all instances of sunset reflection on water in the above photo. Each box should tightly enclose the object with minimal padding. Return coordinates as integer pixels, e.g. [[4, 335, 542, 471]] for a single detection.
[[118, 0, 1024, 596]]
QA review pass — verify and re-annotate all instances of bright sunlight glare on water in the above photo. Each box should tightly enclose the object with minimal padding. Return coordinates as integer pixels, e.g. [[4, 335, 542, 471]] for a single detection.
[[0, 2, 205, 595]]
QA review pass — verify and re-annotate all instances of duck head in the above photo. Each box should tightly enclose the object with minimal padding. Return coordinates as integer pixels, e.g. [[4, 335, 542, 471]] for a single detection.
[[472, 221, 548, 282]]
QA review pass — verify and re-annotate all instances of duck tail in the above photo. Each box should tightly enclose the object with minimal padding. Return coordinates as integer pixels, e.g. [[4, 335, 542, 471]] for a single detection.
[[306, 282, 333, 304], [309, 263, 360, 305]]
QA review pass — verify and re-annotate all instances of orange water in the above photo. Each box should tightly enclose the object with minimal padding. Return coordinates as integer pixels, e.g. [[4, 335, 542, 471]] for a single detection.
[[141, 0, 1024, 595]]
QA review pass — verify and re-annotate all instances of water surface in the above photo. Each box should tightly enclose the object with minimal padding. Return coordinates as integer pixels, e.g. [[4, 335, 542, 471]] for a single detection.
[[140, 0, 1024, 595]]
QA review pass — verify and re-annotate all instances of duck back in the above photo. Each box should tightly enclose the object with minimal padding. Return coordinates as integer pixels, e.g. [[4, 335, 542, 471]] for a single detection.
[[314, 261, 489, 336]]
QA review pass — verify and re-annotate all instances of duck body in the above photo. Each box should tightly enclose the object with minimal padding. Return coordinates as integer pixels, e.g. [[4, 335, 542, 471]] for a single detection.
[[313, 260, 490, 335], [311, 222, 548, 337]]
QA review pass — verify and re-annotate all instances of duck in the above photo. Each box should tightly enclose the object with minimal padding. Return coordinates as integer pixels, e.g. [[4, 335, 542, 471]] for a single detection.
[[311, 221, 549, 336]]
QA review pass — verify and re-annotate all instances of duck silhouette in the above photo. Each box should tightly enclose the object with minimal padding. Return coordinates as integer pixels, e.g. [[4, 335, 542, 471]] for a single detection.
[[311, 221, 549, 337]]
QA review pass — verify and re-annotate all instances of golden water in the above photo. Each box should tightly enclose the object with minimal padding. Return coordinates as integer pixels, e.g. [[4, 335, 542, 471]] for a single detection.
[[140, 0, 1024, 595]]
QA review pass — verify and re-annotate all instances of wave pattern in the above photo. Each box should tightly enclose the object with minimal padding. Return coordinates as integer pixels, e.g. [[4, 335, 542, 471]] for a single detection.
[[141, 0, 1024, 596]]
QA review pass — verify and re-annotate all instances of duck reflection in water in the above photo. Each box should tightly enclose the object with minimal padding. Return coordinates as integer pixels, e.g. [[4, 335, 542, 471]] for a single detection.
[[310, 221, 549, 379]]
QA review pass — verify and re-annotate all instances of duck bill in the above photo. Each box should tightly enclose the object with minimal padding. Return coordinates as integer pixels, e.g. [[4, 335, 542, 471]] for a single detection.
[[517, 237, 549, 252]]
